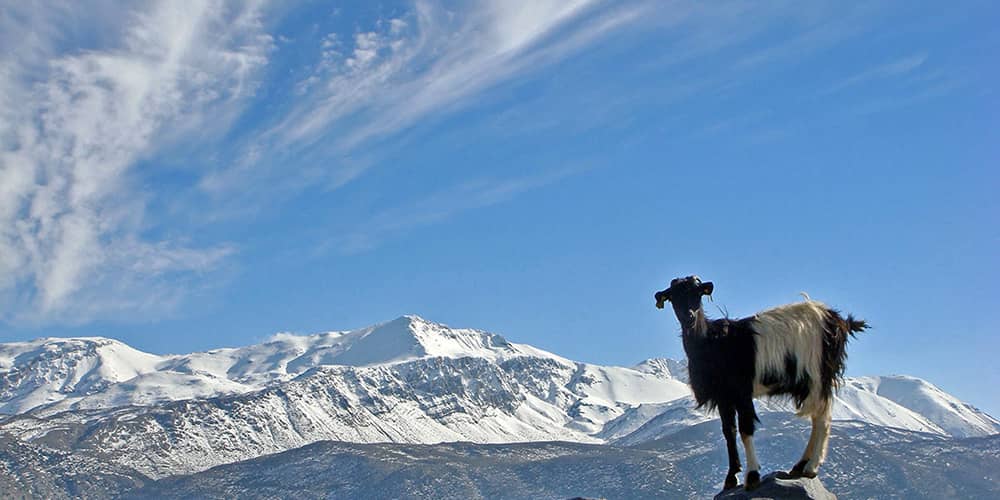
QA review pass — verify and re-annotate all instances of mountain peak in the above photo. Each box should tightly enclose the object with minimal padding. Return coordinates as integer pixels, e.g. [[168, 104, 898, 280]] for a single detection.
[[352, 314, 518, 364], [280, 315, 521, 369], [633, 358, 688, 383], [330, 316, 430, 366], [397, 313, 431, 323]]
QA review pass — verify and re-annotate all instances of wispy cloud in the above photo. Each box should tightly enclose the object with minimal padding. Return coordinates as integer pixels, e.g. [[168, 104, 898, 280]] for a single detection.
[[816, 53, 965, 119], [2, 0, 643, 324], [2, 0, 945, 325], [0, 0, 271, 323], [200, 0, 650, 195], [330, 166, 585, 255], [820, 53, 928, 95], [282, 0, 610, 148]]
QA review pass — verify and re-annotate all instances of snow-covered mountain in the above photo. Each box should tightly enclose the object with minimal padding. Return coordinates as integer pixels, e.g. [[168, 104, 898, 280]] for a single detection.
[[0, 315, 996, 479], [842, 375, 999, 438], [0, 316, 552, 415]]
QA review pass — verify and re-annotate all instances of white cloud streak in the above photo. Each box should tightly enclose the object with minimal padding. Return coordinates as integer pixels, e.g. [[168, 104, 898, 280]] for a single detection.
[[199, 0, 919, 259], [200, 0, 649, 194], [1, 0, 924, 325], [818, 53, 927, 96], [286, 0, 601, 146], [0, 1, 272, 323], [1, 0, 648, 324], [332, 166, 585, 255]]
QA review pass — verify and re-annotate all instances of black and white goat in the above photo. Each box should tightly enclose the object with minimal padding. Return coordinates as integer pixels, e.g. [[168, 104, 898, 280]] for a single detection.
[[654, 276, 868, 491]]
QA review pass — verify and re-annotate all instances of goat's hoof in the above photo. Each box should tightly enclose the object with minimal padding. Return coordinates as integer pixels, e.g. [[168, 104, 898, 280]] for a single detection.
[[744, 471, 761, 490], [787, 459, 809, 478], [723, 474, 739, 490]]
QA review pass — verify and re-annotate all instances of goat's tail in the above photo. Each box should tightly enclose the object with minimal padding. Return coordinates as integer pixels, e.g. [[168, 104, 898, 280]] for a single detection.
[[820, 309, 869, 401], [846, 315, 869, 337]]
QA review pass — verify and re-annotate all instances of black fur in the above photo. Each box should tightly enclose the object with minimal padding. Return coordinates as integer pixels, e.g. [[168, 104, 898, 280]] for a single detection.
[[820, 309, 870, 401], [682, 316, 757, 414], [720, 403, 741, 485], [789, 459, 809, 478], [758, 353, 812, 408]]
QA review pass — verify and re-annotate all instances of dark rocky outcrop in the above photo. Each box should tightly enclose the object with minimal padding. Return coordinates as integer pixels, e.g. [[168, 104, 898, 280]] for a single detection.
[[714, 472, 836, 500]]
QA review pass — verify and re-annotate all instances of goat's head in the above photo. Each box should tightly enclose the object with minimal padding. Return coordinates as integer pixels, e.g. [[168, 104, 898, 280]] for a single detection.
[[655, 276, 713, 323]]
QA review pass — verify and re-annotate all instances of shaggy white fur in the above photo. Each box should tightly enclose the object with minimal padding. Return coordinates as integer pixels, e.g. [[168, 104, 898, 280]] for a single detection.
[[751, 300, 829, 416]]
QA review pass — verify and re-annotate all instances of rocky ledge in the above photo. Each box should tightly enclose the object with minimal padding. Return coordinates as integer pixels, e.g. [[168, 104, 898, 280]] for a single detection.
[[714, 472, 836, 500]]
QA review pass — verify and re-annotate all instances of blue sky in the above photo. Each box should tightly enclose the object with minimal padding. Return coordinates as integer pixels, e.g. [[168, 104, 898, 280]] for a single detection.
[[1, 1, 997, 414]]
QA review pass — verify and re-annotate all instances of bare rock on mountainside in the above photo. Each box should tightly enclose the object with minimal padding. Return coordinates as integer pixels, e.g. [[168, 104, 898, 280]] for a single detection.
[[714, 472, 836, 500], [0, 433, 149, 499]]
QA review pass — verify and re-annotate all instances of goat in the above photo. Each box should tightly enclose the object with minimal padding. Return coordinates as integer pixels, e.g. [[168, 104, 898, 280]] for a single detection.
[[654, 276, 868, 491]]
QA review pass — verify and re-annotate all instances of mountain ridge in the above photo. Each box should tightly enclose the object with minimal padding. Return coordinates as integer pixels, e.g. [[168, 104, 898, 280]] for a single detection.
[[1, 315, 996, 479]]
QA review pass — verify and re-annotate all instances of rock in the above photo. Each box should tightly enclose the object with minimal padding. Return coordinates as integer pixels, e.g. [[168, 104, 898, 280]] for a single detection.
[[713, 472, 837, 500]]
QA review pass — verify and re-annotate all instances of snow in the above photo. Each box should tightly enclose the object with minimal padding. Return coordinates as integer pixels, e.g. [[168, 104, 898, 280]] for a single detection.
[[846, 375, 1000, 437], [600, 397, 712, 444], [830, 380, 946, 434], [633, 358, 689, 383], [0, 338, 164, 414]]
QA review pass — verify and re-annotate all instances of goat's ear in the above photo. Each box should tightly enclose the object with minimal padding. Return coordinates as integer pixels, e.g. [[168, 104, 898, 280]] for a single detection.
[[700, 282, 714, 296], [655, 289, 671, 308]]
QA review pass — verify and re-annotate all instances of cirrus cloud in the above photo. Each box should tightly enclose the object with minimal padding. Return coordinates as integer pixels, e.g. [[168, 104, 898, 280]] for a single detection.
[[0, 0, 271, 323]]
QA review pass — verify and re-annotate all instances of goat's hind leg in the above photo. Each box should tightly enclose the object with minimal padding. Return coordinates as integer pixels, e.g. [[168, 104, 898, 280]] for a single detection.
[[790, 400, 832, 478], [803, 400, 833, 477], [719, 405, 741, 490], [788, 426, 816, 478]]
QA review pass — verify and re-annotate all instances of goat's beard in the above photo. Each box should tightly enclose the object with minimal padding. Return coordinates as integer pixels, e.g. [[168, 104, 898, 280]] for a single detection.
[[683, 307, 708, 337]]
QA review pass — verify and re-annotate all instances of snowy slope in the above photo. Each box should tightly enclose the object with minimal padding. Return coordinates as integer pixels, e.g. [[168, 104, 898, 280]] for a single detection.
[[844, 376, 1000, 437], [600, 397, 709, 444], [633, 358, 689, 383], [0, 338, 164, 414], [609, 378, 1000, 446]]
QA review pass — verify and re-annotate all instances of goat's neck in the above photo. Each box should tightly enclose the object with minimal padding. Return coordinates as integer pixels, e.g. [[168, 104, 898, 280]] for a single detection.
[[677, 306, 709, 339]]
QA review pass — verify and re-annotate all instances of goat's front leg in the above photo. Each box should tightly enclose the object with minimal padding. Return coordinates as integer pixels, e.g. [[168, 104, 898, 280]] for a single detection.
[[738, 401, 761, 490], [720, 404, 740, 490]]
